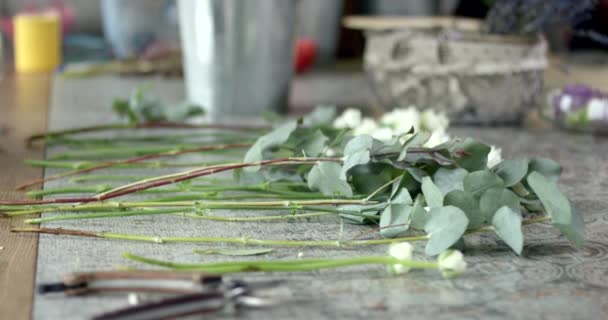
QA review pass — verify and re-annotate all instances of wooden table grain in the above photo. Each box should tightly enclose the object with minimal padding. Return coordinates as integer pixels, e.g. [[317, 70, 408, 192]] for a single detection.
[[0, 72, 50, 320]]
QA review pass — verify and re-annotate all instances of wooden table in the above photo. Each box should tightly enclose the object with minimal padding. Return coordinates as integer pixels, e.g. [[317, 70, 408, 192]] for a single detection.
[[0, 71, 49, 320], [2, 58, 608, 319]]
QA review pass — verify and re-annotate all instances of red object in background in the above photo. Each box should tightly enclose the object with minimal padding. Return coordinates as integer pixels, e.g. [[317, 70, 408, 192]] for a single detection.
[[295, 38, 316, 74]]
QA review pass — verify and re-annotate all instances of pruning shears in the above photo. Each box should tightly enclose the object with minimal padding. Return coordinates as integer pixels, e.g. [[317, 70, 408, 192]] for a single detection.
[[39, 270, 282, 320]]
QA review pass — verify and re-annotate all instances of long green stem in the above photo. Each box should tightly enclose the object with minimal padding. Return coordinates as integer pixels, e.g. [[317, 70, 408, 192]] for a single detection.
[[122, 252, 439, 273], [24, 159, 229, 170], [69, 175, 231, 184], [3, 199, 373, 216], [10, 216, 551, 247]]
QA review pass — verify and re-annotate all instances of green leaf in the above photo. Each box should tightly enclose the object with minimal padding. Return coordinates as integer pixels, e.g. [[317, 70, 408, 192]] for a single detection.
[[463, 170, 504, 197], [165, 102, 205, 122], [527, 172, 584, 246], [397, 131, 431, 161], [493, 159, 529, 187], [243, 120, 298, 171], [392, 188, 413, 205], [492, 206, 524, 255], [194, 248, 274, 256], [299, 129, 329, 157], [349, 163, 393, 195], [341, 135, 373, 179], [380, 204, 412, 238], [479, 187, 520, 223], [410, 195, 429, 229], [421, 176, 443, 208], [112, 98, 138, 124], [424, 206, 469, 256], [528, 158, 562, 182], [406, 167, 428, 183], [307, 162, 353, 197], [555, 202, 585, 247], [444, 190, 484, 229], [303, 105, 336, 127], [433, 167, 468, 195], [454, 138, 491, 171], [338, 204, 385, 224]]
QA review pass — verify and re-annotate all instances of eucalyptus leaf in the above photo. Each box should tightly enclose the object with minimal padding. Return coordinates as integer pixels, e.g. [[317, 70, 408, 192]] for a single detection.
[[303, 105, 336, 127], [392, 188, 413, 205], [479, 187, 520, 223], [244, 120, 298, 171], [339, 204, 385, 224], [341, 135, 373, 179], [424, 206, 469, 256], [528, 158, 562, 182], [398, 132, 431, 161], [194, 248, 274, 256], [463, 170, 504, 197], [493, 159, 529, 187], [165, 102, 205, 122], [410, 195, 429, 230], [380, 204, 412, 238], [454, 138, 491, 171], [444, 190, 484, 229], [421, 176, 443, 208], [492, 206, 524, 255], [406, 167, 428, 183], [299, 130, 329, 157], [307, 162, 353, 197], [433, 167, 468, 195], [527, 172, 584, 246]]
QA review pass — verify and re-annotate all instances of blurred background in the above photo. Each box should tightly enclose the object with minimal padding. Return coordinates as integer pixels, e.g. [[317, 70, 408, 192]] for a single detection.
[[1, 0, 608, 128]]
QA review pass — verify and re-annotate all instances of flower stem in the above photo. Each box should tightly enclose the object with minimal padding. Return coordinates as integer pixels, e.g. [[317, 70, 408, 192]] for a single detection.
[[2, 198, 372, 216], [27, 121, 266, 144], [18, 143, 250, 191], [122, 252, 439, 273], [11, 227, 429, 246]]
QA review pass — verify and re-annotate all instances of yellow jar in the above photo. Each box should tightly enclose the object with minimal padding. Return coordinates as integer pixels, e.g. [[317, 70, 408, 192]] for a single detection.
[[14, 13, 62, 73]]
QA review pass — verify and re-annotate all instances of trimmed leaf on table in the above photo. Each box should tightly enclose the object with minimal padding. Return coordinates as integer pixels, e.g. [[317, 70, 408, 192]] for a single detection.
[[528, 158, 562, 182], [454, 138, 491, 171], [341, 135, 374, 179], [527, 172, 584, 247], [479, 187, 520, 223]]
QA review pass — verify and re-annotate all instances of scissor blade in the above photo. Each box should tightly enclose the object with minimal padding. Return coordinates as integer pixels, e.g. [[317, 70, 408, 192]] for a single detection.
[[92, 292, 224, 320]]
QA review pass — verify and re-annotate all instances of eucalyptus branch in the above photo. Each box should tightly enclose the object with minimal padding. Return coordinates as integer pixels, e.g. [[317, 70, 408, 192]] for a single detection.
[[17, 143, 251, 191]]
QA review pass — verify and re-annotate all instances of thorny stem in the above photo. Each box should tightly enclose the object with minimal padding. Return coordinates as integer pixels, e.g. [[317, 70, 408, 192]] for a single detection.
[[17, 143, 251, 191], [0, 157, 342, 205]]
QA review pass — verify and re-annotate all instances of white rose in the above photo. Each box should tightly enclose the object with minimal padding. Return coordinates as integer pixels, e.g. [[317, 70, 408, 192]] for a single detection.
[[333, 108, 362, 129], [423, 129, 451, 148], [437, 249, 467, 279], [380, 107, 421, 134], [388, 242, 414, 274], [487, 146, 502, 168], [371, 127, 394, 141], [586, 98, 608, 121], [420, 109, 450, 132], [353, 118, 378, 136]]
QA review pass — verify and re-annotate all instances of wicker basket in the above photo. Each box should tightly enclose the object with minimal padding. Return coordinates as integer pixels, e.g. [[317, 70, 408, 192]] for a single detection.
[[344, 16, 548, 125]]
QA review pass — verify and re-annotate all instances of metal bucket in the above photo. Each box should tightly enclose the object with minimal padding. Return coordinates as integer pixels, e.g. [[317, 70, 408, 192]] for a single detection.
[[178, 0, 296, 121]]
